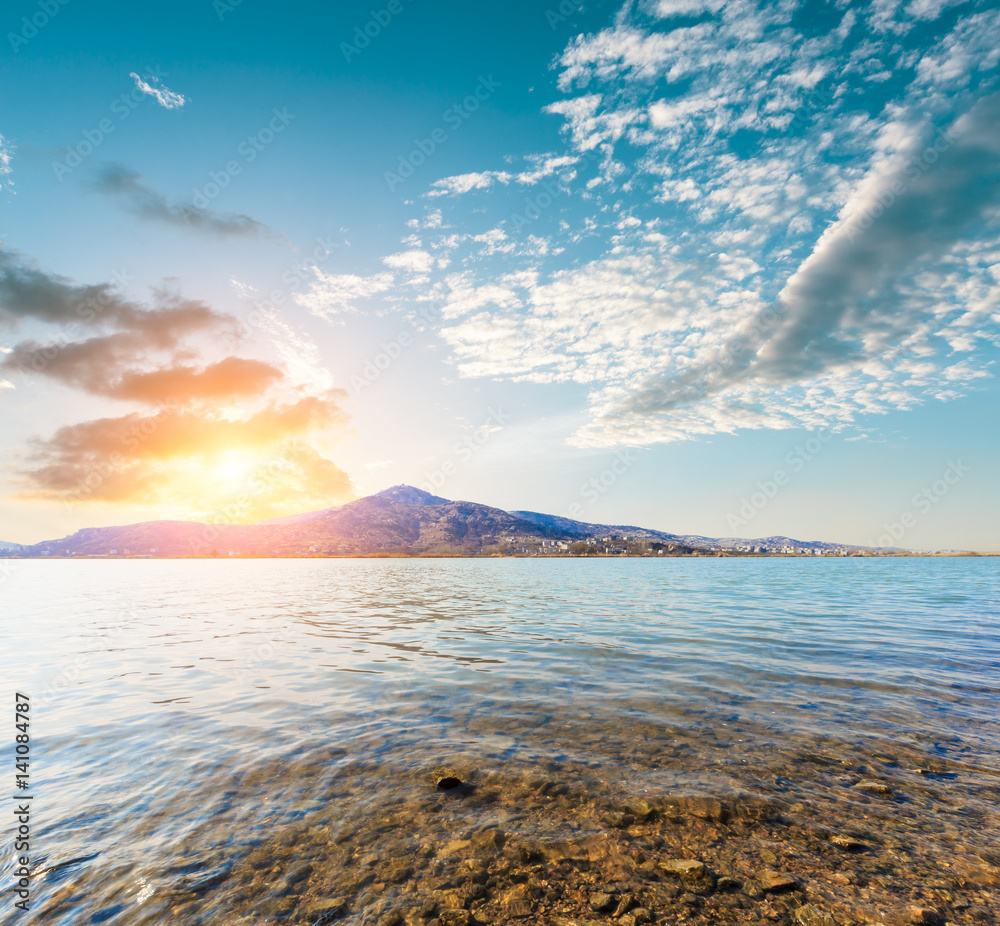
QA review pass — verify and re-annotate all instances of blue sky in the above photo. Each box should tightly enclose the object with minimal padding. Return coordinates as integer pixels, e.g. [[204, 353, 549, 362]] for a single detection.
[[1, 0, 998, 550]]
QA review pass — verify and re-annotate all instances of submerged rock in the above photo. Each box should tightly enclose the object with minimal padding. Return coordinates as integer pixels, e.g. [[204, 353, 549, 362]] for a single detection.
[[757, 870, 799, 894], [907, 906, 944, 926], [588, 891, 616, 912], [854, 780, 894, 797], [658, 858, 715, 893], [830, 834, 871, 852], [795, 904, 837, 926]]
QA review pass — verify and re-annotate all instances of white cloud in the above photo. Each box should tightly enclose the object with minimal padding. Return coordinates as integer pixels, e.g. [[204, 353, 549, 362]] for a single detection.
[[293, 269, 394, 319], [0, 379, 14, 390], [130, 73, 187, 109], [426, 155, 579, 197], [230, 278, 334, 395], [427, 171, 511, 196], [383, 250, 434, 274], [310, 0, 1000, 451], [0, 134, 13, 191], [652, 0, 725, 17]]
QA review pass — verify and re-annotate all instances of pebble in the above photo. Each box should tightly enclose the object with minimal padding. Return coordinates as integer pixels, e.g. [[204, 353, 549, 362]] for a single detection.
[[438, 912, 473, 926], [830, 835, 871, 852], [658, 858, 715, 893], [907, 906, 944, 926], [854, 780, 894, 797], [589, 891, 616, 912], [613, 894, 634, 916], [795, 904, 837, 926], [758, 870, 799, 894]]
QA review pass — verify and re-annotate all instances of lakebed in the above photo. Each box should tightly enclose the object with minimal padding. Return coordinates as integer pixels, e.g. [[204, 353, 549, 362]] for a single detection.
[[2, 557, 998, 925]]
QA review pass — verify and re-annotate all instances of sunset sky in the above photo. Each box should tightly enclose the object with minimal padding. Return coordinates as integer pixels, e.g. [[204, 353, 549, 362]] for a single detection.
[[1, 0, 999, 550]]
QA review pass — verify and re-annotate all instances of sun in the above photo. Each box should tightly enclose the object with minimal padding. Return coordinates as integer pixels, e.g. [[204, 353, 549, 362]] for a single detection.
[[209, 450, 257, 483]]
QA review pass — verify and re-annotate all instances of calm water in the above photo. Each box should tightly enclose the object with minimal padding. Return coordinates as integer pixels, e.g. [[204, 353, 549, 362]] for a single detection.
[[2, 558, 999, 925]]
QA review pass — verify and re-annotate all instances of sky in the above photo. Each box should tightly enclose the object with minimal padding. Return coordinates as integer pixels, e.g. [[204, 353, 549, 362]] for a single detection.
[[1, 0, 999, 551]]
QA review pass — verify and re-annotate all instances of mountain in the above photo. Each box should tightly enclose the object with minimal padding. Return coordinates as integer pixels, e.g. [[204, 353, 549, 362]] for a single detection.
[[375, 485, 449, 506], [7, 486, 877, 558]]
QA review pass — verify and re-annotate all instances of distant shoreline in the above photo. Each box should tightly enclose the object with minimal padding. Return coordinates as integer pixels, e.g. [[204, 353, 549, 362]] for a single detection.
[[3, 551, 993, 559]]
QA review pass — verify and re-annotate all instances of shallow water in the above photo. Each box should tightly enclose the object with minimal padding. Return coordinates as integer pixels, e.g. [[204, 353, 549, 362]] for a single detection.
[[2, 558, 999, 925]]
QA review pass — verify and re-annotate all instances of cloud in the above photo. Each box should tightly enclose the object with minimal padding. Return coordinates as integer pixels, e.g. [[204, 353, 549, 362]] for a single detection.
[[93, 164, 272, 238], [382, 0, 999, 448], [15, 396, 353, 517], [0, 247, 231, 334], [758, 93, 1000, 381], [544, 95, 643, 153], [130, 72, 187, 109], [426, 155, 579, 196], [3, 341, 283, 404], [427, 171, 512, 196], [293, 269, 394, 319], [651, 0, 725, 17], [231, 277, 335, 395], [0, 134, 12, 191], [2, 247, 354, 515], [383, 249, 434, 275]]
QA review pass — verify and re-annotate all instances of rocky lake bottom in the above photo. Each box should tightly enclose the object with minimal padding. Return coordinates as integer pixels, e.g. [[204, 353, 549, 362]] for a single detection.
[[3, 558, 998, 926]]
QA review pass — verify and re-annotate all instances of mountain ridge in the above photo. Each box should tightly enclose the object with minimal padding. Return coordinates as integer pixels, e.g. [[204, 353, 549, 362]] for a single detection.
[[6, 485, 883, 557]]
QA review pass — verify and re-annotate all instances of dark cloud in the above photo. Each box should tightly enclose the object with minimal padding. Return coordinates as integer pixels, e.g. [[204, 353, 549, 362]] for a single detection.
[[92, 164, 272, 238], [0, 247, 261, 404], [613, 92, 1000, 423], [2, 247, 352, 515], [2, 341, 282, 404], [0, 247, 231, 335], [760, 92, 1000, 381]]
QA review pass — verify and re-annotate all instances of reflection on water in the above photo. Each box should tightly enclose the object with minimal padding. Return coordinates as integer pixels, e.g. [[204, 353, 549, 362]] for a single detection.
[[2, 558, 999, 925]]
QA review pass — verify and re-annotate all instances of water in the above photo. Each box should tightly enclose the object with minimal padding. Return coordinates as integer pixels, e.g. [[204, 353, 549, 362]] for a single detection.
[[2, 557, 999, 925]]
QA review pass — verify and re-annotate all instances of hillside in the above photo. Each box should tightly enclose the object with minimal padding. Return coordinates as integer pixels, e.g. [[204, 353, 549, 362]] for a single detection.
[[9, 485, 872, 557]]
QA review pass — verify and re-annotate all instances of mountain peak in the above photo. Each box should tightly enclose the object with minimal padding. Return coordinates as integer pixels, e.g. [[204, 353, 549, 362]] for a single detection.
[[374, 485, 450, 506]]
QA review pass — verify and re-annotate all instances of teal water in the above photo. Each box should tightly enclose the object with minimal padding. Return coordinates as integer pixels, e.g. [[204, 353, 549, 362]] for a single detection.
[[2, 557, 998, 924]]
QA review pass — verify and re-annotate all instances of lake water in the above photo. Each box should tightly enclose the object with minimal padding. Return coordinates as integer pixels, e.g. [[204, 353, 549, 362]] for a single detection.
[[2, 557, 999, 926]]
